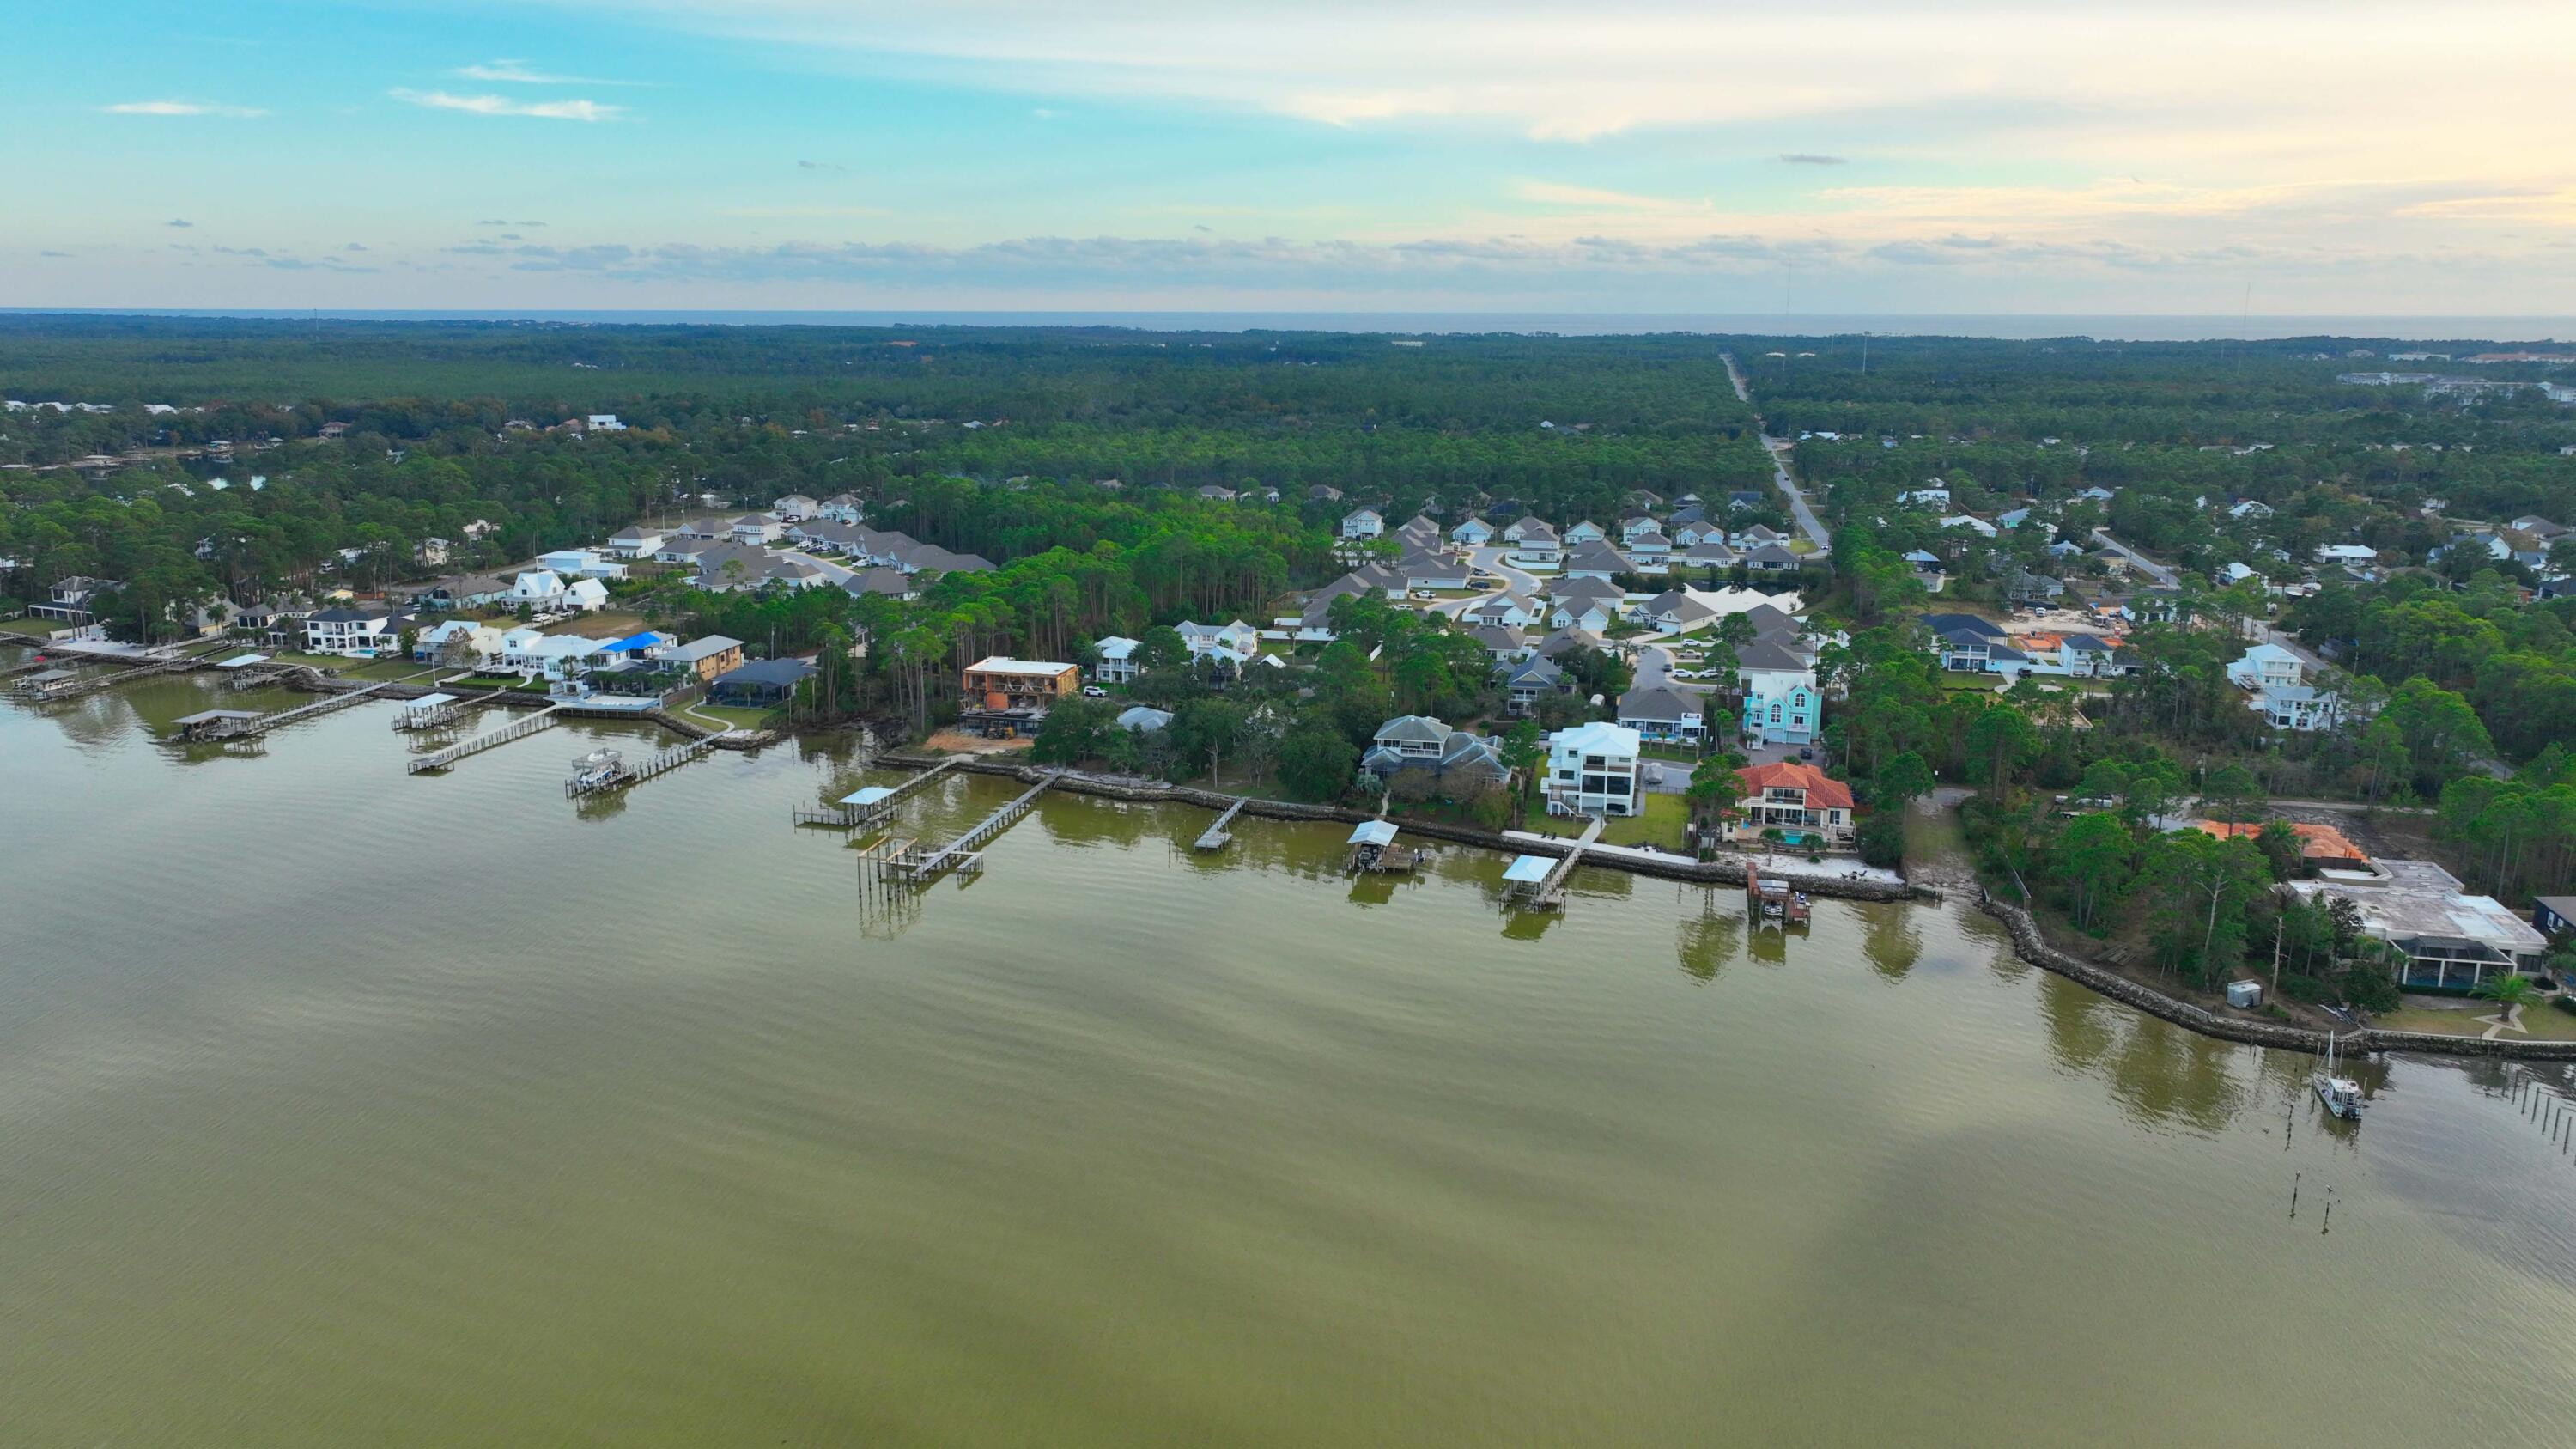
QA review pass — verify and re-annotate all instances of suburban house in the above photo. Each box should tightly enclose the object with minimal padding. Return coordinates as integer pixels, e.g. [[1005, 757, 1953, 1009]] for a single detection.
[[1400, 549, 1474, 591], [1736, 636, 1822, 745], [1924, 613, 2022, 672], [1340, 508, 1386, 540], [409, 573, 509, 612], [1531, 625, 1607, 661], [1176, 619, 1261, 667], [1619, 514, 1663, 544], [605, 526, 666, 558], [1549, 597, 1618, 632], [2534, 895, 2576, 936], [1501, 654, 1571, 713], [963, 657, 1079, 708], [1631, 589, 1717, 633], [1091, 636, 1142, 685], [1116, 705, 1173, 734], [302, 606, 408, 658], [1681, 540, 1740, 571], [1560, 541, 1631, 581], [1506, 519, 1562, 565], [1468, 624, 1532, 662], [817, 493, 865, 525], [1939, 514, 2000, 538], [841, 567, 916, 600], [2225, 642, 2309, 691], [1359, 715, 1510, 789], [1617, 685, 1705, 743], [1542, 721, 1642, 818], [1730, 523, 1785, 550], [772, 493, 821, 520], [1899, 484, 1952, 507], [1449, 516, 1495, 546], [673, 514, 738, 541], [730, 515, 788, 546], [1741, 544, 1802, 575], [1626, 531, 1674, 572], [537, 548, 626, 580], [510, 569, 574, 611], [662, 635, 746, 682], [1464, 593, 1539, 630], [710, 657, 818, 705], [1562, 520, 1606, 545], [1722, 761, 1855, 847]]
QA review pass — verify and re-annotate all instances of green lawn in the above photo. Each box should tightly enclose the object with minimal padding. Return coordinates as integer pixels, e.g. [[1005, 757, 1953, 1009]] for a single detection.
[[686, 703, 775, 732], [1526, 790, 1691, 849], [2374, 1002, 2576, 1043]]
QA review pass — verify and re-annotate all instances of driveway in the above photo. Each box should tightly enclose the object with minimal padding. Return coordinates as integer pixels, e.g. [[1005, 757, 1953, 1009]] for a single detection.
[[2088, 528, 2177, 587]]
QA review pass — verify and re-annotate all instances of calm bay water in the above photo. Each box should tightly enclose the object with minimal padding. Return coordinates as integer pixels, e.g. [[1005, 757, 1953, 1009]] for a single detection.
[[6, 658, 2576, 1446]]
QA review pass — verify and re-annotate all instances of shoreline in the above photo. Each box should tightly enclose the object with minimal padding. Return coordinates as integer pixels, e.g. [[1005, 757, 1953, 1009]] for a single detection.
[[884, 748, 2576, 1062]]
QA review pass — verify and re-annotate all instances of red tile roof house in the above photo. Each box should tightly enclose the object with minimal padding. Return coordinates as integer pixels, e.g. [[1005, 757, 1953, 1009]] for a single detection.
[[1720, 762, 1856, 849]]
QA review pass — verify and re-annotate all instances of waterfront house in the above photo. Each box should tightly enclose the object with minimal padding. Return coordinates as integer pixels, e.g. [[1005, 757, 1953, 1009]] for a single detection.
[[29, 575, 117, 624], [2287, 859, 2546, 990], [1092, 636, 1142, 685], [413, 619, 505, 667], [710, 657, 817, 705], [1359, 715, 1510, 790], [963, 657, 1079, 708], [1617, 685, 1704, 744], [1116, 705, 1173, 734], [302, 606, 408, 658], [1722, 762, 1854, 847], [663, 636, 746, 682], [1542, 721, 1642, 818]]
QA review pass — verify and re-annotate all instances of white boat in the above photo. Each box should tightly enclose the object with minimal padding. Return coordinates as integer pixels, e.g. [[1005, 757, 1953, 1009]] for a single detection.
[[2313, 1032, 2364, 1121], [569, 747, 628, 792]]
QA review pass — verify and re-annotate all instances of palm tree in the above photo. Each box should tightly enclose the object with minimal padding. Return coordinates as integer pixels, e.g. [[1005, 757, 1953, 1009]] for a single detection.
[[2473, 971, 2543, 1018]]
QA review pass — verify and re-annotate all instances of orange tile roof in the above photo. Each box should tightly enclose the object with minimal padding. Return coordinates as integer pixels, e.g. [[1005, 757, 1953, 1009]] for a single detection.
[[1736, 761, 1856, 811], [2195, 819, 2369, 862]]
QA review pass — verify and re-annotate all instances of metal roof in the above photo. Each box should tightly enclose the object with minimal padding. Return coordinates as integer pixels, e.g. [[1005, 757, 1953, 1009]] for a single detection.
[[1347, 820, 1399, 847], [838, 787, 896, 807], [1502, 855, 1553, 883], [404, 692, 457, 709]]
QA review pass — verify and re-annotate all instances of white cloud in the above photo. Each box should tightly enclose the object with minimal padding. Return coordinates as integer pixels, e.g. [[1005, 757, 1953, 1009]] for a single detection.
[[453, 58, 645, 85], [390, 88, 627, 122], [102, 100, 268, 118]]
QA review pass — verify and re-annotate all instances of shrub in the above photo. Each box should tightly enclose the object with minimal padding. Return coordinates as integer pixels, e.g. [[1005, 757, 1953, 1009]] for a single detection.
[[2555, 995, 2576, 1019], [2279, 973, 2331, 1004], [2338, 967, 2400, 1014]]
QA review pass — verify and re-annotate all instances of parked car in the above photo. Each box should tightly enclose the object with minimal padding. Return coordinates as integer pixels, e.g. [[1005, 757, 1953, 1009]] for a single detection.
[[1797, 747, 1814, 761], [1080, 685, 1107, 697]]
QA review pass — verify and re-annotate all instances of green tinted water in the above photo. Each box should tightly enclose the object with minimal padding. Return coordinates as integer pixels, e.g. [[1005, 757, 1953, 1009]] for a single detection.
[[5, 661, 2575, 1446]]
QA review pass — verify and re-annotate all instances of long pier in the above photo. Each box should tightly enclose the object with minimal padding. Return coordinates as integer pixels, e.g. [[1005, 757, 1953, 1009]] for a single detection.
[[240, 677, 403, 736], [878, 772, 1055, 886], [407, 703, 564, 773], [1194, 795, 1249, 851], [565, 734, 720, 796], [792, 754, 961, 828]]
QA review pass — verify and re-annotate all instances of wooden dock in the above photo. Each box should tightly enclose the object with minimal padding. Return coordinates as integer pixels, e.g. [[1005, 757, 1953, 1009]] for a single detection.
[[877, 772, 1055, 886], [11, 654, 199, 700], [240, 678, 402, 736], [1509, 814, 1605, 910], [407, 703, 564, 773], [565, 734, 719, 796], [1194, 795, 1249, 851], [792, 755, 961, 829]]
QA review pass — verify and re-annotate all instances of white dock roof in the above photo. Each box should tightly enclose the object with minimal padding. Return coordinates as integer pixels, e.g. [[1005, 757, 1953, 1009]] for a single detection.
[[838, 786, 896, 807], [1347, 820, 1399, 847], [1502, 855, 1553, 884], [212, 652, 269, 668]]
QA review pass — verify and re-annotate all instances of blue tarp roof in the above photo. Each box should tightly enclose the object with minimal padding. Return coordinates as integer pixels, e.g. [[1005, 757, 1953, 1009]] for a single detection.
[[602, 633, 662, 653]]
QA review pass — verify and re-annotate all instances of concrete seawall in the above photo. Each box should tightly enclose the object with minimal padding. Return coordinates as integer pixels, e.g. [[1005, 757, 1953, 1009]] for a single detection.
[[877, 751, 1923, 904], [1978, 896, 2576, 1062]]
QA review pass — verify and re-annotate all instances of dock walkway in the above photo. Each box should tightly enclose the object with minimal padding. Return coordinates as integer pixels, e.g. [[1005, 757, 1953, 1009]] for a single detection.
[[793, 755, 961, 828], [1194, 795, 1249, 851], [1511, 815, 1606, 910], [239, 677, 402, 735], [408, 703, 564, 773], [879, 772, 1055, 885], [566, 734, 721, 796]]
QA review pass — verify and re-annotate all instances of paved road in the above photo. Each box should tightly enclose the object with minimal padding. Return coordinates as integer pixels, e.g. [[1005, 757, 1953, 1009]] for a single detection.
[[1718, 350, 1832, 555], [2088, 528, 2177, 587]]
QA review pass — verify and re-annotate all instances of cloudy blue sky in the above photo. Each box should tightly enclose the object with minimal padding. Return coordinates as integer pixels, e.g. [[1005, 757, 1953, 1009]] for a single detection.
[[10, 0, 2574, 313]]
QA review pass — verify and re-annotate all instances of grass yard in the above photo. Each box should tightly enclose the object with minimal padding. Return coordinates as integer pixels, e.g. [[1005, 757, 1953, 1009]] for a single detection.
[[2373, 1002, 2576, 1043], [686, 703, 775, 733], [1526, 790, 1691, 849], [545, 610, 651, 638]]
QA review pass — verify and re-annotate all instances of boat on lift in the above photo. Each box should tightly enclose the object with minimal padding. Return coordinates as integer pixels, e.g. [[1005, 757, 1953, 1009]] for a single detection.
[[568, 747, 629, 793], [2313, 1031, 2364, 1121]]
